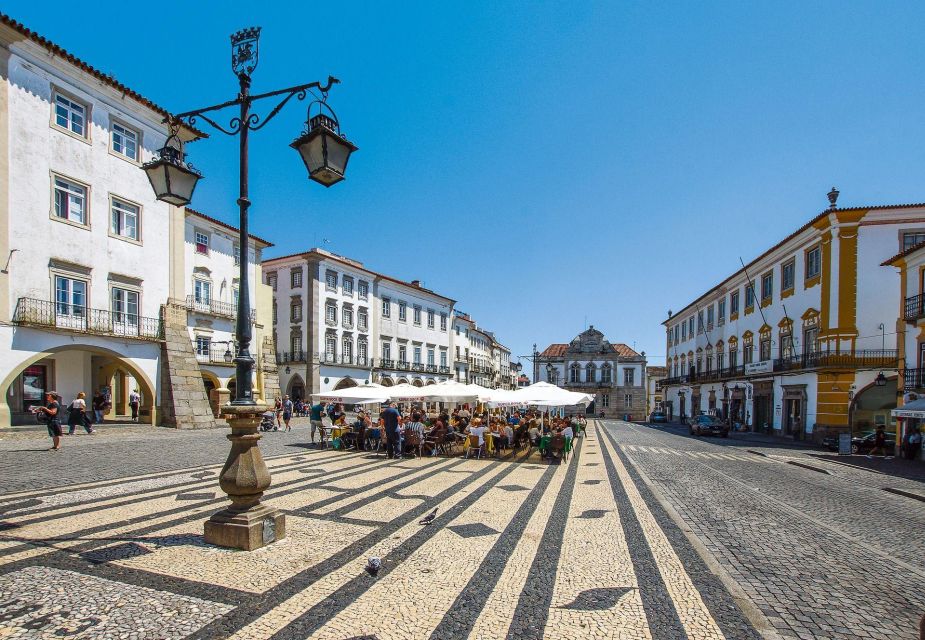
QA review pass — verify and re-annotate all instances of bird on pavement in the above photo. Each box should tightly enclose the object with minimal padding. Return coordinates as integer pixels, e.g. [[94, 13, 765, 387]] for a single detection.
[[419, 508, 438, 525], [364, 556, 381, 577]]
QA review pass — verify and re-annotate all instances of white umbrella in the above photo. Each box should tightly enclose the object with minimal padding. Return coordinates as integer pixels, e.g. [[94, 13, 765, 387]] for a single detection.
[[512, 381, 593, 407], [311, 383, 390, 405], [418, 380, 485, 403], [386, 383, 427, 402]]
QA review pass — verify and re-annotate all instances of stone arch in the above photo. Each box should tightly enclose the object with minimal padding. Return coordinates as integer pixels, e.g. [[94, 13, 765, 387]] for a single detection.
[[397, 378, 409, 385], [286, 374, 305, 400], [379, 376, 394, 387], [425, 379, 437, 385], [334, 377, 358, 391], [0, 343, 157, 427], [412, 378, 424, 387]]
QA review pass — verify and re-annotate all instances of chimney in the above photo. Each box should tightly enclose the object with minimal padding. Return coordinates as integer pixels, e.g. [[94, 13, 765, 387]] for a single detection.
[[411, 280, 421, 287], [827, 186, 839, 210]]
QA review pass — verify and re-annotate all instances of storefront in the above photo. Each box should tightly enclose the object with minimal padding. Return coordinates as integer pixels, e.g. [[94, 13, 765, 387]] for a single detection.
[[782, 385, 807, 440], [753, 380, 774, 434], [7, 362, 51, 425], [892, 397, 925, 461]]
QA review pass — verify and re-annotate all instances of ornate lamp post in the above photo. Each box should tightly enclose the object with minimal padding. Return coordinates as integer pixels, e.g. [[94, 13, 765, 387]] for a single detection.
[[143, 27, 356, 551]]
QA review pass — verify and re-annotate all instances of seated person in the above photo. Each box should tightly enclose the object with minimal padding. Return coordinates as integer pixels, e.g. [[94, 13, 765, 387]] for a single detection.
[[504, 423, 514, 447], [562, 422, 574, 439], [467, 418, 487, 446], [528, 423, 541, 445]]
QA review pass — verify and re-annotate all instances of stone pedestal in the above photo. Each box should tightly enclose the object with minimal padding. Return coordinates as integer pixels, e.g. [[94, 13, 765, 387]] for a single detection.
[[204, 404, 286, 551]]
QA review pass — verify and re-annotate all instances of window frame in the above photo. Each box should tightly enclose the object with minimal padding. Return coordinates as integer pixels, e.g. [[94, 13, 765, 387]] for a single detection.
[[266, 272, 277, 290], [51, 173, 90, 228], [781, 258, 795, 294], [760, 271, 773, 304], [342, 276, 353, 296], [109, 195, 142, 244], [109, 118, 140, 163], [194, 231, 210, 255], [730, 291, 740, 316], [51, 89, 90, 141], [398, 300, 407, 322], [382, 297, 391, 318], [110, 285, 140, 327], [290, 269, 303, 288], [805, 245, 822, 285], [413, 305, 422, 325], [325, 270, 337, 291], [427, 308, 435, 329], [290, 300, 302, 323], [358, 280, 368, 300]]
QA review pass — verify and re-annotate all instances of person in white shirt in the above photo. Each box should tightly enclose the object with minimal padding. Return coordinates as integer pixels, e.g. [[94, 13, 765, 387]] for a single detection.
[[467, 419, 487, 445], [129, 389, 141, 422], [562, 424, 574, 439]]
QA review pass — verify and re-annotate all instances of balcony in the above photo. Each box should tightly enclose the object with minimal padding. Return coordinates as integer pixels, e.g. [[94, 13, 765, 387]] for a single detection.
[[773, 350, 897, 372], [196, 344, 237, 366], [379, 358, 394, 369], [276, 350, 308, 364], [411, 363, 425, 372], [904, 368, 925, 391], [905, 294, 925, 323], [14, 298, 162, 341], [425, 364, 438, 373], [439, 366, 451, 374], [185, 295, 255, 322]]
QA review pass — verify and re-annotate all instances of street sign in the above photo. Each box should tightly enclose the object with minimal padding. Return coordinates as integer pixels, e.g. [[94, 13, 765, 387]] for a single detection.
[[838, 433, 852, 455], [745, 361, 772, 375]]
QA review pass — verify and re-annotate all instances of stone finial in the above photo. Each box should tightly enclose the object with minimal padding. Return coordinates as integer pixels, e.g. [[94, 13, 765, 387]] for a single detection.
[[827, 186, 839, 210]]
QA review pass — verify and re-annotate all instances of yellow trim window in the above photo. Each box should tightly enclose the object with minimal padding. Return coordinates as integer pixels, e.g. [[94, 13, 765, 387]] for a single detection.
[[761, 272, 773, 304], [805, 245, 821, 287], [744, 284, 755, 312], [781, 259, 795, 295]]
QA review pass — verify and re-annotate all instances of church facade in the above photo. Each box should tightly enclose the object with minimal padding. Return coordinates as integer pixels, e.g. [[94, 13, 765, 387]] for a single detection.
[[534, 327, 648, 420]]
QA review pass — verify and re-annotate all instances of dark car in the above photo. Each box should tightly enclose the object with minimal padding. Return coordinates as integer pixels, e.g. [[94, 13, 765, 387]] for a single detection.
[[822, 431, 896, 454], [690, 415, 729, 437], [649, 411, 668, 423]]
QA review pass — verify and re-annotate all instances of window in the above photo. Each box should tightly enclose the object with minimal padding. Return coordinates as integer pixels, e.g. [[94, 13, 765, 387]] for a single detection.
[[111, 122, 138, 160], [413, 346, 422, 364], [325, 334, 336, 360], [804, 327, 819, 354], [291, 269, 302, 288], [440, 313, 447, 331], [730, 291, 740, 315], [761, 272, 773, 302], [413, 305, 422, 325], [601, 365, 612, 383], [382, 342, 391, 362], [427, 309, 435, 329], [382, 297, 391, 318], [398, 301, 407, 321], [290, 301, 302, 322], [326, 270, 337, 291], [110, 198, 139, 241], [601, 394, 610, 408], [440, 350, 448, 368], [53, 177, 87, 225], [729, 348, 738, 368], [697, 314, 703, 334], [586, 365, 596, 383], [570, 366, 580, 383], [232, 287, 239, 310], [194, 279, 211, 304], [706, 305, 714, 328], [343, 307, 353, 328], [291, 334, 302, 354], [718, 299, 725, 324], [624, 368, 635, 386], [745, 284, 755, 309], [111, 288, 138, 325], [54, 93, 87, 137], [624, 393, 632, 407], [681, 322, 687, 341], [782, 260, 795, 292], [342, 336, 353, 362], [674, 325, 679, 343], [903, 232, 925, 251], [358, 280, 368, 300], [688, 317, 694, 336], [744, 343, 754, 364], [717, 351, 725, 370], [272, 301, 277, 324], [358, 340, 368, 365], [399, 345, 408, 363], [195, 231, 209, 254], [427, 349, 435, 366], [358, 308, 368, 331], [233, 244, 241, 266], [55, 275, 86, 316], [780, 334, 794, 359], [195, 336, 210, 357], [325, 303, 336, 324], [343, 277, 353, 296], [267, 273, 277, 290], [805, 246, 821, 280], [759, 338, 771, 361]]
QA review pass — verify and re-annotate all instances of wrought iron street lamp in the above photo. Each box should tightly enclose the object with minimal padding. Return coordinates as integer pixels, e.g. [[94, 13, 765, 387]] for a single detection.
[[143, 26, 356, 551], [875, 372, 887, 387]]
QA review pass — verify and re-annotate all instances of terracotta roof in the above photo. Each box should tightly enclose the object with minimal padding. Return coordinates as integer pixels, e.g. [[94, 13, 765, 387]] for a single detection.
[[186, 208, 273, 248], [664, 201, 925, 325], [0, 13, 206, 140], [881, 239, 925, 267], [539, 343, 640, 358], [262, 248, 456, 303]]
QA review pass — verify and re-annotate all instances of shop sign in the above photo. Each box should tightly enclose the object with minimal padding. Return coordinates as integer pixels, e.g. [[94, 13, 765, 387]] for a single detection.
[[745, 360, 772, 375]]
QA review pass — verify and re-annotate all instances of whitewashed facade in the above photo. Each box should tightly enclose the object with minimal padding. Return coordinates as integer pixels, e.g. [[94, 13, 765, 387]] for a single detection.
[[661, 192, 916, 440], [0, 17, 200, 426]]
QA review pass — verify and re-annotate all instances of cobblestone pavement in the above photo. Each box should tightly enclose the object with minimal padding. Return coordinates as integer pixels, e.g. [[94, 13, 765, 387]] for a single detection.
[[604, 420, 925, 640], [0, 421, 767, 639]]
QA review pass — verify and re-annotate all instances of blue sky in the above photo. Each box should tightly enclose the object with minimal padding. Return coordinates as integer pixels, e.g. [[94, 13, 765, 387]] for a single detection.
[[9, 1, 925, 369]]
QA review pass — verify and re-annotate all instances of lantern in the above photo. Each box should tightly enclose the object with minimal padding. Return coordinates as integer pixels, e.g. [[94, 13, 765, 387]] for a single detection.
[[291, 113, 357, 187], [142, 143, 201, 206]]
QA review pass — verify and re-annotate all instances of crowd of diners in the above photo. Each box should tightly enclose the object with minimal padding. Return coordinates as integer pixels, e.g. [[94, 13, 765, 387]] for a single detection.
[[298, 401, 588, 462]]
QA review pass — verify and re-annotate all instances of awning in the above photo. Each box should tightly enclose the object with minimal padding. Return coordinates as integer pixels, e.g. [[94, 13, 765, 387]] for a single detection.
[[892, 397, 925, 418]]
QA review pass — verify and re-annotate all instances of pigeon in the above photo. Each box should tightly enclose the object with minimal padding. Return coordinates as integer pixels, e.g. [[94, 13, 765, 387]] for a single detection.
[[418, 508, 438, 525], [364, 556, 381, 577]]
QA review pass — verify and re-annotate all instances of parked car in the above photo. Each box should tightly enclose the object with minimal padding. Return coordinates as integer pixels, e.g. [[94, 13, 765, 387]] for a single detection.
[[690, 415, 729, 437], [649, 411, 667, 423], [822, 431, 896, 454]]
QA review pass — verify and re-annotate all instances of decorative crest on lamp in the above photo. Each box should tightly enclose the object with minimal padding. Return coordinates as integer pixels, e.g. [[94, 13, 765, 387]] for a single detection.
[[231, 27, 261, 79]]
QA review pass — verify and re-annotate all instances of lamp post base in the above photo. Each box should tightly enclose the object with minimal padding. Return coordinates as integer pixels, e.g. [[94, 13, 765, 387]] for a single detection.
[[204, 403, 286, 551]]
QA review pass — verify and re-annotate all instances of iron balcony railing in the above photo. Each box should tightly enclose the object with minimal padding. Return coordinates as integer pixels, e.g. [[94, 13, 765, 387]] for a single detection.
[[185, 295, 255, 322], [425, 364, 438, 373], [905, 294, 925, 322], [196, 344, 237, 365], [276, 350, 308, 363], [411, 363, 425, 372], [773, 350, 897, 372], [14, 298, 162, 341], [439, 366, 451, 374], [379, 358, 394, 369], [904, 368, 925, 390]]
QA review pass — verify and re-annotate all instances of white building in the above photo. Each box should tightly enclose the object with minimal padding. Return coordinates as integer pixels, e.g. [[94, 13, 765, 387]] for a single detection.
[[0, 14, 200, 426], [263, 248, 455, 398], [661, 190, 910, 441], [451, 312, 507, 387]]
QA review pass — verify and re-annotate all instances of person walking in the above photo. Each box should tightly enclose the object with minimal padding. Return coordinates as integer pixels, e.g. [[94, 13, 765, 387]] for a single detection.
[[66, 392, 95, 435], [282, 395, 294, 432], [867, 425, 889, 458], [129, 389, 141, 422], [907, 426, 922, 461], [35, 391, 62, 450], [380, 402, 403, 459], [309, 399, 325, 443]]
